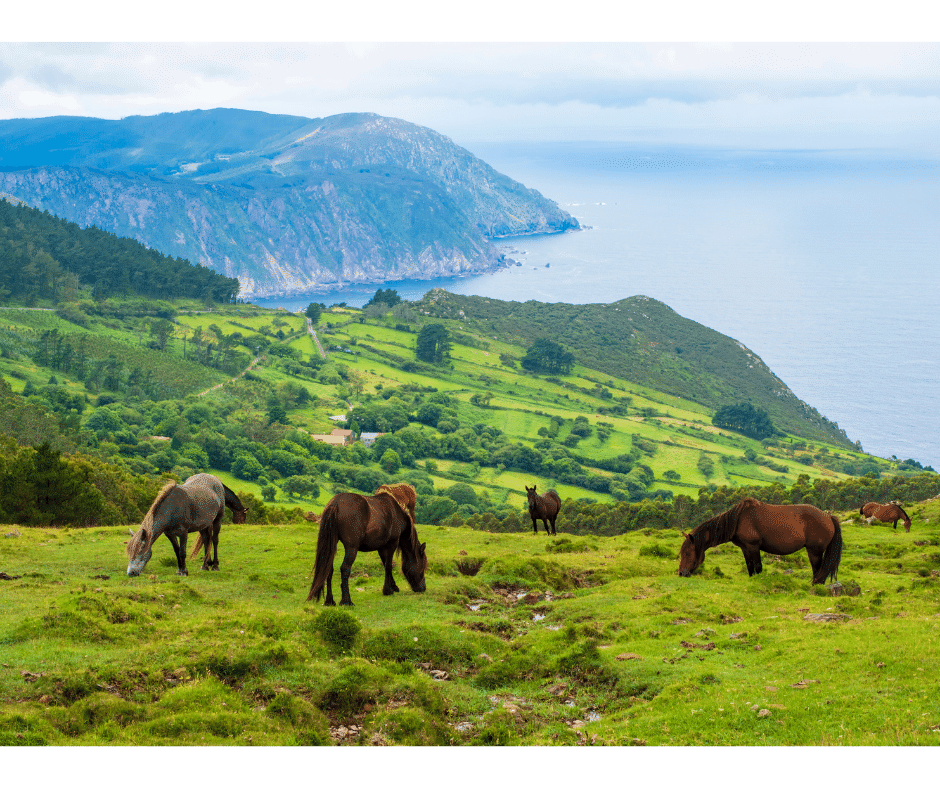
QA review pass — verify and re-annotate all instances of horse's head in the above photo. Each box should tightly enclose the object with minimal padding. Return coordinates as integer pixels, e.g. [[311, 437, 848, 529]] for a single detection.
[[233, 507, 248, 524], [126, 527, 153, 577], [525, 485, 536, 501], [677, 532, 704, 577], [401, 541, 428, 593]]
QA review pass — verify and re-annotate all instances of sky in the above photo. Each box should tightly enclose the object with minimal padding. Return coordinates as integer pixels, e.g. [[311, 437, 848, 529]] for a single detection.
[[3, 5, 940, 154]]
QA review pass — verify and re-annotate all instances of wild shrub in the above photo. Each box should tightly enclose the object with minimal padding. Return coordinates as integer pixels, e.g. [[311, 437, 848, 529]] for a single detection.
[[473, 717, 515, 746], [638, 542, 674, 559], [360, 624, 487, 669], [474, 651, 544, 690], [312, 608, 362, 653], [0, 709, 55, 745], [319, 658, 389, 714], [481, 555, 581, 590], [265, 691, 330, 735], [545, 537, 589, 554], [367, 706, 452, 746]]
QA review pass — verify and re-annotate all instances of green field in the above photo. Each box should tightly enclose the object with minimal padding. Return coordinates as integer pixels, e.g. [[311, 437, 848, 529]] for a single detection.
[[1, 496, 939, 746]]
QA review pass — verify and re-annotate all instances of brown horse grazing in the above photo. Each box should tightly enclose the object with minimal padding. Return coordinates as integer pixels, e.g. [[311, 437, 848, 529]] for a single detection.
[[860, 501, 911, 532], [307, 487, 427, 606], [678, 497, 843, 585], [525, 485, 561, 535]]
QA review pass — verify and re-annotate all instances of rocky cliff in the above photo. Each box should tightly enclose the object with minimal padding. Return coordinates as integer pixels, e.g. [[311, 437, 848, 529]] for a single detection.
[[0, 110, 578, 297]]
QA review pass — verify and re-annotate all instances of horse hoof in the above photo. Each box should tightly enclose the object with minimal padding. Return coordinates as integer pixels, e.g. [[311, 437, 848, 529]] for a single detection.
[[211, 565, 220, 571], [177, 570, 188, 576], [324, 600, 336, 607], [340, 600, 354, 607]]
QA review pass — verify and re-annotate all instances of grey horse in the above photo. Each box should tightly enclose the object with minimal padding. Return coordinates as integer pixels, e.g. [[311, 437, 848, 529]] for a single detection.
[[126, 473, 247, 577]]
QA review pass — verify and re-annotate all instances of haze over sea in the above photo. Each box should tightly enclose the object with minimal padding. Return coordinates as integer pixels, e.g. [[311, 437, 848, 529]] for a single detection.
[[256, 143, 940, 469]]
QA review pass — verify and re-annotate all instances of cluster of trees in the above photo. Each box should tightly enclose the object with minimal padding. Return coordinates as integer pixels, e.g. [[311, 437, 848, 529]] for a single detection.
[[0, 200, 240, 304], [416, 323, 451, 364], [0, 437, 158, 526], [364, 288, 402, 309], [712, 402, 778, 440], [521, 338, 575, 375]]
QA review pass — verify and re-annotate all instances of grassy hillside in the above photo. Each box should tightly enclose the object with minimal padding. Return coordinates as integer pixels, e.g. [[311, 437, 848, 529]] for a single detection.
[[413, 290, 854, 448], [1, 496, 939, 745], [0, 287, 914, 526]]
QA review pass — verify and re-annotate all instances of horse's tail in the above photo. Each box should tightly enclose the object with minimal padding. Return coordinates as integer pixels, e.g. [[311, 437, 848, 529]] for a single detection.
[[189, 532, 206, 559], [818, 515, 843, 584], [307, 503, 339, 602]]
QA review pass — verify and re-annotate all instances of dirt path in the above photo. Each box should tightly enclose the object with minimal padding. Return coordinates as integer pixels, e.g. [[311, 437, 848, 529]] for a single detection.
[[197, 354, 262, 397], [307, 317, 326, 358]]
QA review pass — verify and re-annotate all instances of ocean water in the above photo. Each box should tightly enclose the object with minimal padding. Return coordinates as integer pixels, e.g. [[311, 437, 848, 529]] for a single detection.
[[255, 143, 940, 468]]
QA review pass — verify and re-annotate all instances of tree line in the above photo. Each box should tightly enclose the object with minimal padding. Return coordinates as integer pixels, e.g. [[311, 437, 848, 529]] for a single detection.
[[0, 199, 240, 304]]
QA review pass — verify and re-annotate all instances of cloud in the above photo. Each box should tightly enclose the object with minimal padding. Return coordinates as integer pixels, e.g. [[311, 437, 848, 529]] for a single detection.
[[0, 43, 939, 151]]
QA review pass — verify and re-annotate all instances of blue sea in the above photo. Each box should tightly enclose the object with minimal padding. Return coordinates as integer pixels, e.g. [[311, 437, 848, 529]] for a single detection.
[[255, 143, 940, 469]]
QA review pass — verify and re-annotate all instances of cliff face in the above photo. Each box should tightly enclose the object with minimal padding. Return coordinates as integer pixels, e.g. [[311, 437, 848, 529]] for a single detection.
[[0, 110, 578, 297]]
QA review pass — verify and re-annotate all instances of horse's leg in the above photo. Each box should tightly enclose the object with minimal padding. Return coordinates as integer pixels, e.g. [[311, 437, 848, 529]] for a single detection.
[[323, 563, 336, 606], [739, 545, 761, 576], [550, 516, 557, 536], [198, 527, 212, 570], [339, 544, 358, 606], [211, 522, 221, 569], [531, 516, 538, 535], [806, 547, 825, 584], [209, 511, 223, 570], [175, 532, 189, 576], [378, 545, 399, 595], [166, 533, 186, 574]]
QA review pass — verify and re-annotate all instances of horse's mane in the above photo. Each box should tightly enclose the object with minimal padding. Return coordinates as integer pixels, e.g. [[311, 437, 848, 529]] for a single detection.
[[374, 484, 421, 557], [376, 483, 416, 517], [690, 498, 751, 550], [126, 480, 177, 559], [883, 502, 911, 521]]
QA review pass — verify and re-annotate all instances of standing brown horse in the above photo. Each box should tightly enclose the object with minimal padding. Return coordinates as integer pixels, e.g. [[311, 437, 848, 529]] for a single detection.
[[860, 501, 911, 532], [678, 497, 843, 584], [525, 485, 561, 535], [307, 485, 427, 606]]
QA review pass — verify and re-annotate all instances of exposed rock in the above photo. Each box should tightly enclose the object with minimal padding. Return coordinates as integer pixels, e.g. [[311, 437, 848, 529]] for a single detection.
[[0, 110, 578, 298]]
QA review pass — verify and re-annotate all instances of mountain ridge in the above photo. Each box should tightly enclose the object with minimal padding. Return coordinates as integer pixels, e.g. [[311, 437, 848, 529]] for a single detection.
[[0, 109, 578, 297]]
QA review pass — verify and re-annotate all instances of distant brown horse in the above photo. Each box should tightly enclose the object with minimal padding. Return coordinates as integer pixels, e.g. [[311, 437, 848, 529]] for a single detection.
[[678, 497, 843, 584], [525, 485, 561, 535], [307, 485, 427, 606], [860, 502, 911, 532]]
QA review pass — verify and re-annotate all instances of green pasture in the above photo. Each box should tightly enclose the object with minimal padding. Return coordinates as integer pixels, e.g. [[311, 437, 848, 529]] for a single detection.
[[2, 497, 939, 746]]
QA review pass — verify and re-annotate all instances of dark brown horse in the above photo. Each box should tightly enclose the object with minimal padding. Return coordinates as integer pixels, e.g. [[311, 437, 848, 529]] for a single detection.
[[307, 485, 427, 606], [126, 474, 247, 577], [860, 501, 911, 532], [678, 497, 843, 584], [525, 485, 561, 535]]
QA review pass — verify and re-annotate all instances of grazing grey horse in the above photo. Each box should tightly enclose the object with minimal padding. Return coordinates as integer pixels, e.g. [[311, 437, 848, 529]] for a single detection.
[[126, 473, 246, 577]]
